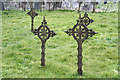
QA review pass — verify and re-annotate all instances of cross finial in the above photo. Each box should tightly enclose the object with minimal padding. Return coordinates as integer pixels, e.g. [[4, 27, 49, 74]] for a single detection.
[[27, 7, 38, 19], [79, 14, 81, 19], [77, 13, 83, 25], [64, 12, 98, 76], [42, 16, 47, 25], [43, 16, 46, 22], [84, 12, 88, 17]]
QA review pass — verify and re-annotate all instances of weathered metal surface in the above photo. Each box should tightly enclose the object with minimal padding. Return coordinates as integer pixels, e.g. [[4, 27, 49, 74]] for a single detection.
[[33, 17, 56, 41], [65, 13, 98, 75], [27, 4, 56, 66], [27, 5, 38, 32], [33, 17, 56, 66], [81, 12, 94, 26]]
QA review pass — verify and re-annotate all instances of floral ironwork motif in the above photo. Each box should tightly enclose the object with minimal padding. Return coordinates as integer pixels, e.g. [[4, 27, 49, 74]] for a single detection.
[[65, 13, 98, 75], [81, 12, 94, 26], [27, 3, 56, 66]]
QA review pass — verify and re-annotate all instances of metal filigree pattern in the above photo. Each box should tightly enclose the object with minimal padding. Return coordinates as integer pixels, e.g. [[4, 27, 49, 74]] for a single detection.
[[38, 25, 50, 41], [64, 28, 73, 36], [88, 29, 98, 37], [37, 17, 50, 41], [33, 17, 56, 66], [27, 5, 38, 32], [36, 17, 56, 42], [81, 12, 94, 26], [64, 13, 98, 76], [27, 8, 38, 19], [72, 24, 88, 43], [27, 5, 56, 66]]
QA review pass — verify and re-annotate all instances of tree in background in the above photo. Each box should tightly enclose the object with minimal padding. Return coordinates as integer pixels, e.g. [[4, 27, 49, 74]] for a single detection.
[[2, 2, 5, 10], [46, 2, 52, 11], [77, 0, 83, 13], [22, 2, 27, 11], [0, 1, 5, 11], [34, 2, 40, 10], [39, 2, 42, 12], [91, 2, 99, 13], [53, 2, 62, 10]]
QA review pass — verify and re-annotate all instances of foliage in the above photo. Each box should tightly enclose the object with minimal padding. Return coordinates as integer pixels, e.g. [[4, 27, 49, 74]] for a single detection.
[[1, 10, 118, 78]]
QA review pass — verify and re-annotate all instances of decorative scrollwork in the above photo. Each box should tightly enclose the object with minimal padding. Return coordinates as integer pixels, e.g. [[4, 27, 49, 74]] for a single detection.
[[36, 17, 56, 42], [27, 5, 56, 67], [27, 5, 38, 32], [81, 12, 94, 26], [50, 30, 56, 37], [88, 29, 98, 37], [64, 12, 98, 75], [72, 24, 88, 43], [33, 29, 38, 35], [38, 25, 50, 41], [27, 8, 38, 19], [64, 28, 73, 36]]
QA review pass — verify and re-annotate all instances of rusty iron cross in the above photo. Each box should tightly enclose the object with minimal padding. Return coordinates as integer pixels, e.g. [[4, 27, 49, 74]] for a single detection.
[[65, 12, 98, 75], [27, 5, 56, 66], [27, 5, 38, 32]]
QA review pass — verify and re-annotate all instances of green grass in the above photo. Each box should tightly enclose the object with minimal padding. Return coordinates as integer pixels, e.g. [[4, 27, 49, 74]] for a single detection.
[[0, 11, 2, 79], [1, 10, 118, 78]]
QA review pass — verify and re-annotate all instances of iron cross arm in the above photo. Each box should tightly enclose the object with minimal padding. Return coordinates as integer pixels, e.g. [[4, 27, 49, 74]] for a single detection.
[[64, 28, 73, 36], [27, 7, 38, 32], [88, 29, 98, 37], [65, 26, 98, 43], [64, 24, 88, 43], [27, 2, 38, 19], [64, 13, 98, 76], [33, 17, 56, 42], [27, 8, 38, 19], [33, 29, 56, 38], [65, 13, 98, 43]]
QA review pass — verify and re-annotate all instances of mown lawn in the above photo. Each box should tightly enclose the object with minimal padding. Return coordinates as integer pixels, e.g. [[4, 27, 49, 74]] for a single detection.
[[1, 10, 118, 78]]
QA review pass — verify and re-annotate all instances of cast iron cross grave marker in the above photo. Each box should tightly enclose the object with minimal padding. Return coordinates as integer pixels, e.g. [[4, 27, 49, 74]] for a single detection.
[[27, 4, 56, 66], [64, 12, 98, 75]]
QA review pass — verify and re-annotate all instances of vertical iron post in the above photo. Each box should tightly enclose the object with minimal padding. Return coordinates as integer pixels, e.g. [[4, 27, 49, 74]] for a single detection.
[[65, 12, 97, 75], [27, 5, 56, 66], [41, 41, 46, 66]]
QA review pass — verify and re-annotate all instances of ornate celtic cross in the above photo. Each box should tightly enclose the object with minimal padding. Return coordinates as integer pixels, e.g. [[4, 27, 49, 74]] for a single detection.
[[27, 5, 56, 66], [65, 12, 98, 75]]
